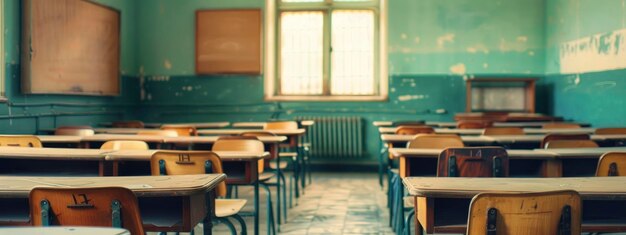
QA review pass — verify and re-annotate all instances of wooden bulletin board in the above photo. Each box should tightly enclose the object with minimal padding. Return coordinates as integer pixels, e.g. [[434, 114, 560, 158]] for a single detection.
[[196, 9, 262, 74], [21, 0, 120, 95]]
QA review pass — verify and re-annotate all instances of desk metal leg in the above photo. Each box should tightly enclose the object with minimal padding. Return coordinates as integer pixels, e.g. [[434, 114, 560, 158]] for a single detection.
[[254, 180, 259, 235], [203, 192, 214, 235], [276, 156, 282, 231]]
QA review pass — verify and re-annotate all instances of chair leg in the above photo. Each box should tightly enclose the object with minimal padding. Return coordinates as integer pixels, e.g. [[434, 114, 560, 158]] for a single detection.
[[231, 214, 248, 235], [261, 183, 277, 235], [216, 217, 237, 235], [278, 171, 288, 220], [404, 209, 415, 235]]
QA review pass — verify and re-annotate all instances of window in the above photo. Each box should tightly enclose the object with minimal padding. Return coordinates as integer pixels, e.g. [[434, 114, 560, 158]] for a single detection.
[[264, 0, 388, 101]]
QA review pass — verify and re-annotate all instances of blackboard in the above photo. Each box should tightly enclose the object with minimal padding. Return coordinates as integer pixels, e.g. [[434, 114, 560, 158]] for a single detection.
[[21, 0, 120, 95]]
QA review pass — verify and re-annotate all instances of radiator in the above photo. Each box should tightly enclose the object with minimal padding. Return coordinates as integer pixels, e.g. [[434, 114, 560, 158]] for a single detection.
[[296, 116, 364, 158]]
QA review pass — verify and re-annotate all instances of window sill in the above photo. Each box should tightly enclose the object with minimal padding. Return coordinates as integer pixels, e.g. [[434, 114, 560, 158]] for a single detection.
[[264, 95, 388, 102]]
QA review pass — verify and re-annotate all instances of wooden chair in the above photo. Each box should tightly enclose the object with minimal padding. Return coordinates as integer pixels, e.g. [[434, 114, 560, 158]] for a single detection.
[[0, 135, 43, 148], [160, 125, 197, 136], [54, 127, 95, 136], [263, 120, 305, 198], [545, 140, 598, 149], [595, 128, 626, 135], [212, 137, 276, 235], [136, 130, 178, 137], [395, 125, 434, 135], [112, 121, 144, 128], [150, 151, 247, 235], [29, 187, 144, 235], [540, 134, 590, 148], [437, 147, 509, 177], [457, 121, 492, 129], [596, 152, 626, 176], [482, 127, 524, 136], [264, 121, 298, 130], [542, 123, 581, 129], [466, 190, 581, 235], [100, 140, 149, 150]]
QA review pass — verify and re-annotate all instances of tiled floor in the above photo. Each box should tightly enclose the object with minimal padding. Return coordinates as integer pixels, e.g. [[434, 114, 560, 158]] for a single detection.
[[210, 172, 394, 235]]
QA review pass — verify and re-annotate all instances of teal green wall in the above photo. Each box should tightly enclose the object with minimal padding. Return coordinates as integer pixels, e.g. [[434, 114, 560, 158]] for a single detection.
[[137, 0, 547, 164], [1, 0, 140, 133], [544, 0, 626, 127]]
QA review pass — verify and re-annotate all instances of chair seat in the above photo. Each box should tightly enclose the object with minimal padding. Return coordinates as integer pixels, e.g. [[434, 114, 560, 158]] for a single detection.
[[269, 161, 288, 169], [216, 199, 247, 217], [259, 172, 276, 181], [279, 152, 297, 158], [404, 196, 414, 208]]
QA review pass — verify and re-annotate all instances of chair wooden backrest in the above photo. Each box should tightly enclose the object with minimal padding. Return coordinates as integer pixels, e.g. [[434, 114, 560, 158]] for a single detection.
[[212, 136, 265, 174], [457, 121, 492, 129], [595, 128, 626, 135], [395, 125, 435, 135], [112, 121, 144, 128], [136, 130, 178, 137], [264, 121, 298, 130], [160, 125, 197, 136], [437, 147, 509, 177], [0, 135, 43, 148], [542, 123, 581, 129], [29, 187, 144, 235], [482, 127, 524, 136], [150, 151, 227, 197], [406, 134, 465, 149], [541, 134, 590, 148], [544, 140, 598, 149], [54, 127, 95, 136], [467, 190, 581, 235], [100, 141, 149, 150], [596, 152, 626, 176]]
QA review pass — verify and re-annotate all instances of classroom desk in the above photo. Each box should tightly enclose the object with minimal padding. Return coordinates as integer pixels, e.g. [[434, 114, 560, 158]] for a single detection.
[[403, 177, 626, 233], [378, 127, 598, 135], [232, 120, 315, 128], [0, 227, 130, 235], [0, 147, 111, 176], [373, 121, 590, 128], [198, 128, 305, 136], [390, 147, 626, 177], [0, 174, 225, 234], [381, 134, 626, 147], [106, 149, 267, 235], [99, 122, 230, 129]]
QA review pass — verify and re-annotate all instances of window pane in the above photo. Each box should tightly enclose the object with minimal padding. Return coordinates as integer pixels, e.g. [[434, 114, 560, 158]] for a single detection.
[[280, 11, 324, 95], [331, 10, 375, 95]]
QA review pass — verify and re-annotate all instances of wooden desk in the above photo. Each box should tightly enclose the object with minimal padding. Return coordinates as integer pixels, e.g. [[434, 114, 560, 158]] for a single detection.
[[403, 177, 626, 233], [93, 128, 166, 135], [37, 135, 83, 144], [375, 121, 591, 129], [232, 121, 315, 128], [99, 122, 230, 129], [0, 227, 130, 235], [390, 147, 626, 177], [0, 174, 225, 233], [162, 136, 286, 146], [378, 127, 597, 135], [381, 134, 626, 147], [198, 129, 305, 136], [0, 147, 111, 176]]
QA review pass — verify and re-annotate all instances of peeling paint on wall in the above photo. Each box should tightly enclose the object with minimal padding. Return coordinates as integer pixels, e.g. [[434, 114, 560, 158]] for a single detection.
[[560, 29, 626, 73], [449, 63, 466, 75], [398, 94, 427, 101], [164, 59, 172, 70], [437, 33, 455, 48]]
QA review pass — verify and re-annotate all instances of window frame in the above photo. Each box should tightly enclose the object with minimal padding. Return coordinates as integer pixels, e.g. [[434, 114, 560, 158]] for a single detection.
[[264, 0, 388, 101]]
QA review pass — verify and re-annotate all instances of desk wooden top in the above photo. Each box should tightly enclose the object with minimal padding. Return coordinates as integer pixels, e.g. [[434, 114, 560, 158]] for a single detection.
[[378, 127, 597, 135], [374, 121, 590, 128], [0, 174, 225, 197], [105, 150, 269, 161], [380, 134, 626, 144], [0, 227, 130, 235], [198, 129, 305, 136], [162, 136, 287, 144], [403, 177, 626, 200], [94, 128, 167, 135], [37, 135, 84, 143], [82, 134, 167, 143], [99, 122, 230, 129], [537, 147, 626, 158], [0, 147, 110, 160], [232, 121, 315, 128], [389, 148, 556, 160]]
